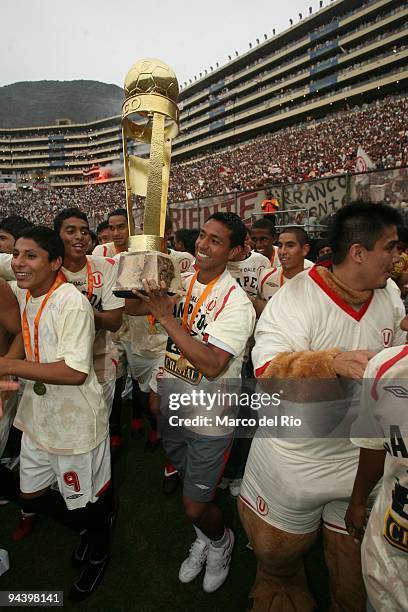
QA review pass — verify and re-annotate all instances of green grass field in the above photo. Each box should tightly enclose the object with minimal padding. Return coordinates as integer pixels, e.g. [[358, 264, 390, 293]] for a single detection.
[[1, 405, 330, 611]]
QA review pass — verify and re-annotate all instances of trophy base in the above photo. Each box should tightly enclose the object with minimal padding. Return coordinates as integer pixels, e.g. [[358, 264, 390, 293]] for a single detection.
[[113, 250, 184, 299]]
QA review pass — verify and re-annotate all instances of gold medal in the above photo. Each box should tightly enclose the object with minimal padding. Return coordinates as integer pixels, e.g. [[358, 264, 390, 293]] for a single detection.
[[176, 356, 188, 372], [33, 382, 47, 396]]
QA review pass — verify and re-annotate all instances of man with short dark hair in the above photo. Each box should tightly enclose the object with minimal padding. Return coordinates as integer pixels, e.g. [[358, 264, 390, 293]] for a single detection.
[[96, 221, 111, 245], [54, 207, 123, 414], [258, 226, 312, 302], [0, 226, 112, 601], [250, 218, 280, 266], [0, 216, 33, 254], [126, 212, 255, 593], [240, 202, 406, 611], [93, 208, 129, 257]]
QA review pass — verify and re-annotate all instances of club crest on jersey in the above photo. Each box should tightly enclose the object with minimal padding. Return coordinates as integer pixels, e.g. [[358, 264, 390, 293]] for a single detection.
[[92, 271, 103, 288], [206, 299, 217, 313], [179, 258, 191, 272], [256, 496, 269, 516], [381, 328, 394, 348]]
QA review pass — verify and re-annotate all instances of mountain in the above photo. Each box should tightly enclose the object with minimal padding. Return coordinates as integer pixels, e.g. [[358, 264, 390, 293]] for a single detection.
[[0, 80, 124, 128]]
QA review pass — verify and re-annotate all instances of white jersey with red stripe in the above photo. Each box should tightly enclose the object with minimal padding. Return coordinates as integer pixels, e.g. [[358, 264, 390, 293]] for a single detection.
[[61, 255, 124, 382], [93, 241, 118, 258], [227, 251, 271, 298], [12, 282, 108, 454], [268, 245, 280, 268], [158, 269, 255, 434], [352, 345, 408, 612], [258, 261, 313, 301], [241, 268, 405, 531], [252, 267, 406, 461]]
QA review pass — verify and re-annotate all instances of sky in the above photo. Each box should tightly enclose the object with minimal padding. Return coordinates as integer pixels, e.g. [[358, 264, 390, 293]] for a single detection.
[[2, 0, 317, 89]]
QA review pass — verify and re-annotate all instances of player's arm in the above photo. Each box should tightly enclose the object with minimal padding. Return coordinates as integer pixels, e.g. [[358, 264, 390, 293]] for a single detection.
[[0, 357, 87, 386], [93, 307, 123, 332], [345, 447, 386, 542], [125, 297, 150, 316], [133, 281, 233, 380], [249, 295, 267, 317]]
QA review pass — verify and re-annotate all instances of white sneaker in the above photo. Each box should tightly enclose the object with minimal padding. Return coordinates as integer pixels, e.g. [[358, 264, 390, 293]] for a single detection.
[[203, 528, 235, 593], [178, 538, 209, 583], [229, 478, 242, 498]]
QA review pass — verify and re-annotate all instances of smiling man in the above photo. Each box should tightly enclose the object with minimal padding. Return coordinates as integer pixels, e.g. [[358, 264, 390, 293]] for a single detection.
[[53, 208, 123, 414], [126, 212, 255, 593], [258, 227, 312, 302], [0, 226, 112, 600], [93, 208, 129, 258], [240, 202, 406, 611], [250, 218, 280, 267]]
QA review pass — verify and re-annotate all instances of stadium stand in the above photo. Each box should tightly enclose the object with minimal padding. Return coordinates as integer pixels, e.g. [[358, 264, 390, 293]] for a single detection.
[[0, 0, 406, 236]]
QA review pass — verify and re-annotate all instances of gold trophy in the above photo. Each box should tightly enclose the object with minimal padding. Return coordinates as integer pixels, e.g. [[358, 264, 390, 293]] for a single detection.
[[114, 58, 183, 298]]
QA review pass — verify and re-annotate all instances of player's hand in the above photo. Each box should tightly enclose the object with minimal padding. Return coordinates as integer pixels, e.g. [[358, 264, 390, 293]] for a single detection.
[[132, 280, 178, 323], [332, 350, 376, 379], [0, 379, 19, 419], [345, 501, 367, 543]]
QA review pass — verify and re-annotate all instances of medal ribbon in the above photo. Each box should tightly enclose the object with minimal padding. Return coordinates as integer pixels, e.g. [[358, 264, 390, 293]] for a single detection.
[[22, 271, 66, 362], [279, 269, 284, 287], [60, 257, 93, 302], [181, 270, 222, 332]]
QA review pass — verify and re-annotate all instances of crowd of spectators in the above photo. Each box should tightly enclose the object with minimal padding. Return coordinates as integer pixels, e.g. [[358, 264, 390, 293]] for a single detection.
[[170, 96, 408, 201], [0, 96, 406, 223]]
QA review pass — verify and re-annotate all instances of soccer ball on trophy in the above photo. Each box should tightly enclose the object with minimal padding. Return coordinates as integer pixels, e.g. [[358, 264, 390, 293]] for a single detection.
[[124, 58, 179, 102]]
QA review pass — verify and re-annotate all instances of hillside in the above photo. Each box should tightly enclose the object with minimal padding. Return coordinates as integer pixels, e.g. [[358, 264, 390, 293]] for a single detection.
[[0, 80, 124, 128]]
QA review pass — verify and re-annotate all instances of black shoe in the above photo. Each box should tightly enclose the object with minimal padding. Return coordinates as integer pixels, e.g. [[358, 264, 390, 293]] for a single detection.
[[71, 530, 89, 568], [163, 471, 180, 495], [68, 556, 110, 602]]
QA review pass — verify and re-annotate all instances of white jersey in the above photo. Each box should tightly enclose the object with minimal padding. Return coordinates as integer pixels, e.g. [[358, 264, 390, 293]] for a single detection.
[[227, 251, 270, 297], [93, 241, 118, 258], [352, 346, 408, 612], [168, 248, 195, 274], [13, 282, 108, 455], [0, 253, 14, 281], [61, 255, 124, 382], [258, 262, 313, 301], [128, 249, 195, 358], [161, 269, 255, 434], [251, 266, 406, 462], [268, 245, 280, 268]]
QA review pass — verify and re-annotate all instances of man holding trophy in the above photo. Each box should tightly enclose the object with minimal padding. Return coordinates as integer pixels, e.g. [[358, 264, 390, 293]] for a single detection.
[[118, 59, 255, 592]]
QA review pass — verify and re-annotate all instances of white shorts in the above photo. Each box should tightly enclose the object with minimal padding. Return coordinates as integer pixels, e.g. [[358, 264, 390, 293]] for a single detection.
[[240, 436, 374, 534], [124, 342, 161, 393], [20, 433, 111, 510]]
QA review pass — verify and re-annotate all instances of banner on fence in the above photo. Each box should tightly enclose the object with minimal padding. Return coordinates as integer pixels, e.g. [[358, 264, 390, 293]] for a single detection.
[[282, 175, 347, 223]]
